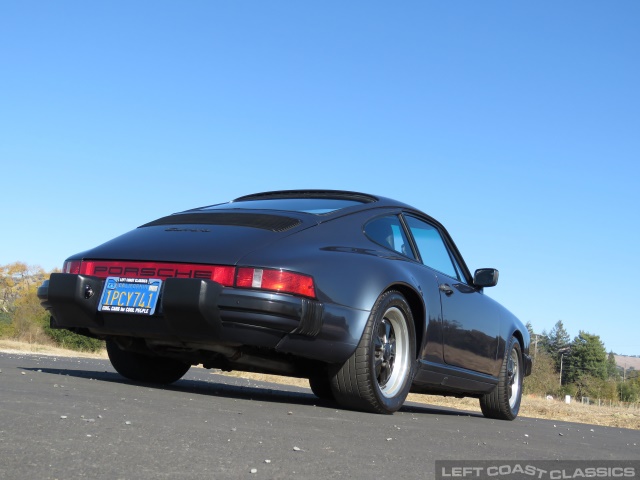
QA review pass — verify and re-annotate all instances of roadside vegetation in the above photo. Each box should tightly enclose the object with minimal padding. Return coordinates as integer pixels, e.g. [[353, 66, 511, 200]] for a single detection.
[[523, 320, 640, 405], [0, 262, 103, 352], [1, 261, 638, 429]]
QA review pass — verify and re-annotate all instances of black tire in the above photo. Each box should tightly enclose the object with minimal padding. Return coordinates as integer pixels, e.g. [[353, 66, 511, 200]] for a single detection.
[[480, 336, 523, 420], [309, 373, 334, 400], [106, 340, 191, 385], [330, 291, 415, 414]]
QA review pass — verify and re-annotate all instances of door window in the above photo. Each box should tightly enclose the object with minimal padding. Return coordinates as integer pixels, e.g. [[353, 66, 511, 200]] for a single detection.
[[404, 216, 459, 279]]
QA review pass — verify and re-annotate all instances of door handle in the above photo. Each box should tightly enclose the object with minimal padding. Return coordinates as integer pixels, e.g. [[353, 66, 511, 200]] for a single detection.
[[439, 284, 454, 296]]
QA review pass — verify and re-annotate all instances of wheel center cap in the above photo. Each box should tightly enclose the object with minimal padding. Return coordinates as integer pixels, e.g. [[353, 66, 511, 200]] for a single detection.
[[383, 342, 392, 360]]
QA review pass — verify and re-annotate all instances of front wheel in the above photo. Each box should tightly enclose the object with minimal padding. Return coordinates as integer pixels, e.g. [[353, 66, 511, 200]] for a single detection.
[[480, 336, 523, 420], [330, 291, 415, 414], [106, 340, 191, 385]]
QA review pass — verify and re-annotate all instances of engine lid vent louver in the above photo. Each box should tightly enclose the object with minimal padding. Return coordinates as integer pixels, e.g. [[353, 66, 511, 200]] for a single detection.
[[140, 213, 302, 233]]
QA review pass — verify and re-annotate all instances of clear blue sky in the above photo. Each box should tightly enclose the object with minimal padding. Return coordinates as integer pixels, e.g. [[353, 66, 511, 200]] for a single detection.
[[1, 2, 638, 355]]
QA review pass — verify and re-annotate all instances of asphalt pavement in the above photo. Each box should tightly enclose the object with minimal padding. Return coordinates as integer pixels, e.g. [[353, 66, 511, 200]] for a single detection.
[[0, 352, 637, 479]]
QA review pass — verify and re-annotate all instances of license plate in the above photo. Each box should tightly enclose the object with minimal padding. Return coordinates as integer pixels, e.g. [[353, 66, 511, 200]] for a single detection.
[[98, 277, 162, 315]]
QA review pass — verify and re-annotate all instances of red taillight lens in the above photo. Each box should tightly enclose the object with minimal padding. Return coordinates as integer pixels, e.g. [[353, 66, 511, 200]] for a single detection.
[[236, 267, 255, 288], [79, 261, 95, 275], [236, 267, 316, 298], [63, 260, 82, 274], [64, 260, 315, 298], [210, 266, 236, 286]]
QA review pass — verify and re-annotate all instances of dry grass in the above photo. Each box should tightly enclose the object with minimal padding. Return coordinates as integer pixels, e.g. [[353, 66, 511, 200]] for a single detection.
[[0, 339, 107, 359], [1, 341, 638, 430], [517, 394, 640, 430], [407, 392, 640, 430]]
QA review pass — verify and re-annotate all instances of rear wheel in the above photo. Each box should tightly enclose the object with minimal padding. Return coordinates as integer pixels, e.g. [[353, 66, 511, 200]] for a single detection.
[[330, 291, 415, 414], [480, 336, 523, 420], [106, 340, 191, 385]]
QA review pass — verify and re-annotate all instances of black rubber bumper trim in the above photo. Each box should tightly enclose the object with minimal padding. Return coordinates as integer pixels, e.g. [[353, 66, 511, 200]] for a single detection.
[[291, 298, 323, 336], [38, 274, 324, 342], [38, 274, 105, 326], [161, 277, 224, 340], [523, 353, 533, 377]]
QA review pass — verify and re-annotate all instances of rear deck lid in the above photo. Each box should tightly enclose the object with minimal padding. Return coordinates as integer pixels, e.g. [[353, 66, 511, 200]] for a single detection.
[[77, 211, 315, 265]]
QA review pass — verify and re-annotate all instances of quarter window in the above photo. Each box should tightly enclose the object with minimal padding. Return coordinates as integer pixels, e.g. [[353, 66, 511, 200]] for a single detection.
[[364, 215, 415, 259], [404, 216, 459, 279]]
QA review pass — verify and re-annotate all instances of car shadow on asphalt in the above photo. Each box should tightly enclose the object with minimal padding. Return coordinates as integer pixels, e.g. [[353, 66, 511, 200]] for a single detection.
[[24, 366, 483, 419]]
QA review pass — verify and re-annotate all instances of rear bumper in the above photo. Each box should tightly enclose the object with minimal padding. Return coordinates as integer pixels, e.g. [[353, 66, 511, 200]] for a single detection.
[[38, 273, 366, 364], [523, 352, 533, 377]]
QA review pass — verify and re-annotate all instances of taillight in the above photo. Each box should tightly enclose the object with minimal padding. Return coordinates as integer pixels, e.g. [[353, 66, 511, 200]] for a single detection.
[[62, 260, 82, 274], [236, 267, 316, 298], [62, 260, 315, 298]]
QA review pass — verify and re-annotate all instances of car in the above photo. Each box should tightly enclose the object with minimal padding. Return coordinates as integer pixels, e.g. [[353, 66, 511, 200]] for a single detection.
[[38, 190, 532, 419]]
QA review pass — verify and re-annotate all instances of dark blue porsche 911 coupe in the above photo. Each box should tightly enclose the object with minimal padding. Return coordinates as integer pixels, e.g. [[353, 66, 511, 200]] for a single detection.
[[38, 190, 531, 419]]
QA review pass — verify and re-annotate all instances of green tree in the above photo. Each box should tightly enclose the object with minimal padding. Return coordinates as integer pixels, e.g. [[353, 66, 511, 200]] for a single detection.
[[618, 379, 640, 403], [522, 350, 560, 397], [573, 375, 617, 401], [566, 331, 607, 384], [547, 320, 571, 371], [525, 321, 544, 358], [11, 282, 52, 344], [525, 321, 535, 338], [0, 310, 15, 337], [607, 351, 620, 380], [1, 262, 46, 315], [537, 329, 552, 357]]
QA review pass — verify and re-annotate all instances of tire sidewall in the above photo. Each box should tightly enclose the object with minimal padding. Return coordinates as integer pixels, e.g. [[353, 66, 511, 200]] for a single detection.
[[507, 337, 523, 418], [369, 292, 416, 412], [106, 339, 190, 384]]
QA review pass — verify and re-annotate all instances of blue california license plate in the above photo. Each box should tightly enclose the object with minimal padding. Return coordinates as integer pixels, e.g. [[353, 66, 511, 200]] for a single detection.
[[98, 277, 162, 315]]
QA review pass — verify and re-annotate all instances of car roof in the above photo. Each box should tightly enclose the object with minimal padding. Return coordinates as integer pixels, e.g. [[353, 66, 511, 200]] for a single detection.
[[234, 189, 378, 203], [181, 190, 423, 225], [231, 189, 415, 211]]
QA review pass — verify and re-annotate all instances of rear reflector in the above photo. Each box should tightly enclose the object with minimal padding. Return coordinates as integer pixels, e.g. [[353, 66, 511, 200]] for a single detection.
[[236, 267, 316, 298]]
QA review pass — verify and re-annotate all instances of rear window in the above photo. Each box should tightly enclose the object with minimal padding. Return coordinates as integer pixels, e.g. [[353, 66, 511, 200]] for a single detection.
[[202, 198, 364, 215]]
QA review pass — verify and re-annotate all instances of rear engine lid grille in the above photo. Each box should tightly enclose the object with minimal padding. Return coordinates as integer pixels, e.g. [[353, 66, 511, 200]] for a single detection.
[[140, 213, 302, 232]]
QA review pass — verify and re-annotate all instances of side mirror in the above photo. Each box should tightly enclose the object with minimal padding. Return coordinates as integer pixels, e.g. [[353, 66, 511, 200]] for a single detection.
[[473, 268, 499, 288]]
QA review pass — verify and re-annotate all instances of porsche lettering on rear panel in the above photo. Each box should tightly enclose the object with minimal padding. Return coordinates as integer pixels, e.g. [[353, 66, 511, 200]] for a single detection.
[[94, 265, 214, 279]]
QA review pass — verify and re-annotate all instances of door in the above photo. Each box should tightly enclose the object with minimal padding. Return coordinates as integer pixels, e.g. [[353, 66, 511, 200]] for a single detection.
[[403, 215, 500, 376]]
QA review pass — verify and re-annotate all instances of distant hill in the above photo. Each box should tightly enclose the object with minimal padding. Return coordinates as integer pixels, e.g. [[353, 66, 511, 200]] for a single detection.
[[614, 354, 640, 372]]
